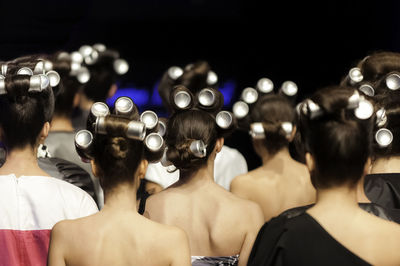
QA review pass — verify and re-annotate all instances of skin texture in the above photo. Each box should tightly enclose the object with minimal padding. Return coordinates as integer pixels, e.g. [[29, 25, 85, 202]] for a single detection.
[[230, 136, 316, 222], [305, 153, 400, 266], [145, 139, 264, 266], [47, 159, 191, 266]]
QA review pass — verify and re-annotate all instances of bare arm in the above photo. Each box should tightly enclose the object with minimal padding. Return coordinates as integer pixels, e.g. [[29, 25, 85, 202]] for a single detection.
[[238, 204, 264, 266], [47, 222, 67, 266], [170, 228, 192, 266]]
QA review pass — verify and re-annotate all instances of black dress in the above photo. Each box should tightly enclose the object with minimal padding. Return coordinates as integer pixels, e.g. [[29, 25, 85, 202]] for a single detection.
[[248, 212, 372, 266], [365, 173, 400, 223]]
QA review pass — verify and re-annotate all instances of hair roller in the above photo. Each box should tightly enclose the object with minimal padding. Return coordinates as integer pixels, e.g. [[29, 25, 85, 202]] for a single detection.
[[140, 110, 159, 133], [75, 129, 94, 163], [348, 67, 364, 85], [170, 85, 194, 111], [196, 87, 224, 112], [144, 132, 165, 163], [256, 78, 274, 94], [385, 73, 400, 91], [168, 66, 184, 80], [87, 102, 110, 131], [375, 128, 393, 148], [358, 83, 375, 96], [216, 110, 236, 137], [241, 87, 258, 105], [114, 96, 139, 119], [0, 75, 5, 95], [249, 122, 265, 139], [17, 67, 33, 76], [113, 59, 129, 75], [376, 108, 387, 127], [232, 100, 251, 131], [157, 117, 168, 137], [189, 140, 207, 158], [279, 81, 298, 103], [95, 116, 146, 141], [1, 65, 8, 76], [206, 70, 218, 86]]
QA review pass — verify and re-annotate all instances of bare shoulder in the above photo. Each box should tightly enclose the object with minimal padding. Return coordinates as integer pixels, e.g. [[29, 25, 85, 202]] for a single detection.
[[226, 191, 264, 225], [230, 173, 258, 193]]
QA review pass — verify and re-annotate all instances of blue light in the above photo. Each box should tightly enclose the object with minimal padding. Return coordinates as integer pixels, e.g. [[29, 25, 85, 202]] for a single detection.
[[219, 80, 236, 106], [106, 87, 150, 108], [151, 81, 163, 106]]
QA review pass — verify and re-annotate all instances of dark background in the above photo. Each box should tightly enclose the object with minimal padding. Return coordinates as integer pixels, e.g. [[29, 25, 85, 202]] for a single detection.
[[1, 0, 399, 170]]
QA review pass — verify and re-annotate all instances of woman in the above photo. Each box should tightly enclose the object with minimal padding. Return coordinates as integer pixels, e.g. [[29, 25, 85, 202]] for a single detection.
[[230, 93, 316, 221], [48, 99, 191, 266], [145, 90, 264, 266], [248, 86, 400, 266], [0, 57, 98, 266]]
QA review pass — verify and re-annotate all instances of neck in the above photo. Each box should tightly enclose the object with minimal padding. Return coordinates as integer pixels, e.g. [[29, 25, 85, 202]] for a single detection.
[[50, 115, 75, 132], [356, 176, 370, 203], [0, 146, 49, 177], [102, 182, 138, 212], [178, 156, 215, 187], [79, 94, 95, 111], [260, 147, 292, 165], [371, 156, 400, 173], [314, 184, 360, 211]]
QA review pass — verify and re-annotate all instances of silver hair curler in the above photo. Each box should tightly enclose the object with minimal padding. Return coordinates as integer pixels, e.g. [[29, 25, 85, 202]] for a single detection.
[[189, 140, 207, 158]]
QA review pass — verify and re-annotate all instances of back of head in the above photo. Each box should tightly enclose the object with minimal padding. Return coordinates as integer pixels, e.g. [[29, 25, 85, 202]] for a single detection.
[[49, 52, 85, 117], [91, 115, 145, 191], [165, 109, 218, 173], [82, 45, 128, 102], [0, 57, 55, 151], [158, 61, 218, 113], [251, 94, 296, 156], [298, 86, 373, 189]]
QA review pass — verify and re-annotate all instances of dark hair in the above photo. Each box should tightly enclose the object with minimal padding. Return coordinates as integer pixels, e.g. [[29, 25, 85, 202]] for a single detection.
[[91, 115, 145, 191], [0, 60, 55, 151], [83, 50, 120, 102], [165, 109, 218, 173], [372, 93, 400, 158], [299, 86, 373, 189], [158, 61, 218, 113], [251, 94, 296, 156], [50, 52, 83, 117]]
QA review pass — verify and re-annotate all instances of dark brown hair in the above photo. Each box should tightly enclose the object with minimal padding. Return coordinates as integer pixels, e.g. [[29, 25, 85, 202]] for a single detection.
[[299, 86, 373, 189]]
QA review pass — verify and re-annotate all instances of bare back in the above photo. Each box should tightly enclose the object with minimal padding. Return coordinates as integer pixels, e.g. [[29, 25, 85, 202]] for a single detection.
[[231, 159, 316, 222], [48, 210, 190, 266], [145, 181, 264, 265], [307, 205, 400, 265]]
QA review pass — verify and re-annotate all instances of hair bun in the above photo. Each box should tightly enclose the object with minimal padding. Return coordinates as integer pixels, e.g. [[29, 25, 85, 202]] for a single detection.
[[107, 137, 129, 159]]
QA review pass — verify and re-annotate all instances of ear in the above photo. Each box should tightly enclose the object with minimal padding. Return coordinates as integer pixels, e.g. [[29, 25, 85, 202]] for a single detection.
[[39, 122, 50, 143], [215, 138, 224, 153], [137, 159, 149, 180], [107, 84, 118, 99], [90, 160, 99, 177], [305, 152, 315, 172], [73, 92, 81, 108], [363, 157, 372, 176], [288, 125, 297, 142]]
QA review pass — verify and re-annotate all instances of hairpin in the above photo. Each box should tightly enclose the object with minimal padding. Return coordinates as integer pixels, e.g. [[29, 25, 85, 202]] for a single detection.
[[168, 66, 184, 80], [256, 78, 274, 94], [375, 128, 393, 148], [241, 87, 258, 104], [190, 140, 207, 158], [385, 73, 400, 91], [348, 67, 363, 85], [359, 84, 375, 96]]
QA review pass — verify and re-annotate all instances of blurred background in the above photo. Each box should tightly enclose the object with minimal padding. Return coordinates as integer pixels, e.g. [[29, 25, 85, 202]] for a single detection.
[[0, 0, 399, 170]]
